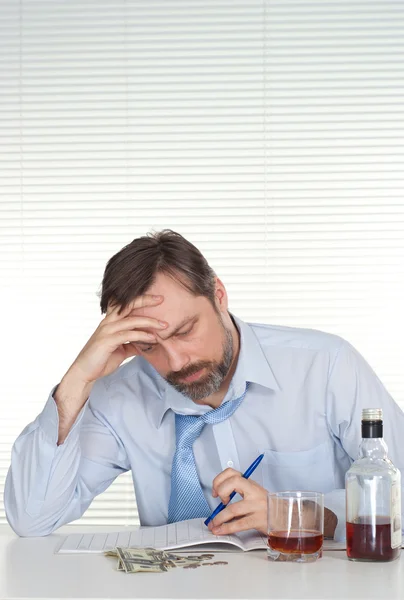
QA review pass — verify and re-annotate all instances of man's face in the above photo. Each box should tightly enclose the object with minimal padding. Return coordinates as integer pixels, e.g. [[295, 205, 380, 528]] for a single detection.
[[130, 272, 234, 402]]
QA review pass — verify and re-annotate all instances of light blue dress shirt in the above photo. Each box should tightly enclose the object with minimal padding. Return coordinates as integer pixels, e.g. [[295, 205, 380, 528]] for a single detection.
[[5, 316, 404, 541]]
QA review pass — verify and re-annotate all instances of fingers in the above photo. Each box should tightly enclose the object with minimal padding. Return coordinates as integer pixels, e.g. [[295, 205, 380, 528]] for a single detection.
[[210, 514, 257, 536], [209, 498, 247, 529], [122, 342, 139, 361], [106, 294, 164, 321], [109, 329, 158, 350], [212, 468, 241, 498], [209, 475, 268, 537], [102, 315, 168, 336], [211, 492, 266, 529], [217, 476, 248, 505], [209, 492, 268, 536], [213, 473, 253, 505]]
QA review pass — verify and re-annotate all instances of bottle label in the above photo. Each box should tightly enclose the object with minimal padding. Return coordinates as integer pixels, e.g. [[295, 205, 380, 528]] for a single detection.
[[390, 481, 402, 549]]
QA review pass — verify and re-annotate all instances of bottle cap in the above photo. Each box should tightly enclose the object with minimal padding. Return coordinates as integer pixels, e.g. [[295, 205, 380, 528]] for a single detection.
[[362, 408, 383, 421]]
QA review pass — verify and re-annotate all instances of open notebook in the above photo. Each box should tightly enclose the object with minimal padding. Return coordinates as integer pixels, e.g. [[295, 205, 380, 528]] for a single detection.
[[56, 517, 345, 554]]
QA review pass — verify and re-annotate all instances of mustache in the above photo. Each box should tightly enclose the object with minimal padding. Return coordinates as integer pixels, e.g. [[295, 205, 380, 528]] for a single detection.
[[166, 361, 213, 383]]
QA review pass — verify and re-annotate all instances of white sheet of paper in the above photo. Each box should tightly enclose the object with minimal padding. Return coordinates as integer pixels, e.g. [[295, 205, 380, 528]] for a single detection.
[[56, 518, 266, 554]]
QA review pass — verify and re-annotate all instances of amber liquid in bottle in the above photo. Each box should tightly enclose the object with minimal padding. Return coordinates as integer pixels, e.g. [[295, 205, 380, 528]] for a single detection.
[[345, 408, 402, 562], [346, 517, 400, 561], [268, 530, 323, 554]]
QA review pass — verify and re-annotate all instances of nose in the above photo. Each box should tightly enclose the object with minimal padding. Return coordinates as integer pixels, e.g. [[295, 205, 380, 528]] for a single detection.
[[165, 342, 190, 374]]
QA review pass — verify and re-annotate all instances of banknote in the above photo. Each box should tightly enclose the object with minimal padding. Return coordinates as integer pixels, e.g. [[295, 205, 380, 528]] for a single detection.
[[116, 548, 171, 573], [105, 548, 168, 572], [105, 547, 228, 574]]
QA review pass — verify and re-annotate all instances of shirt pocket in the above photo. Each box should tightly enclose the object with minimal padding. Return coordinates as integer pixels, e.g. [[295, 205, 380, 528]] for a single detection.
[[261, 441, 335, 493]]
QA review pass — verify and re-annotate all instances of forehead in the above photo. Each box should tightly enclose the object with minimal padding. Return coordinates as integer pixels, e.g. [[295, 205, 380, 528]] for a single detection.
[[133, 272, 208, 322]]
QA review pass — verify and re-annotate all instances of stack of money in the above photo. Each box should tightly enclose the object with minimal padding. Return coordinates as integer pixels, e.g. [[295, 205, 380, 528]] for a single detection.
[[105, 547, 228, 573]]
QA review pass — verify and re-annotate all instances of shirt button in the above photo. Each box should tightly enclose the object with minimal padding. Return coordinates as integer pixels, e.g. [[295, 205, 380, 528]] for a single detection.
[[227, 460, 234, 468]]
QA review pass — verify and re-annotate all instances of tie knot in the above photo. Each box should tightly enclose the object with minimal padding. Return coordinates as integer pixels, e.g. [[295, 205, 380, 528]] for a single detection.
[[174, 414, 205, 449], [174, 383, 249, 450]]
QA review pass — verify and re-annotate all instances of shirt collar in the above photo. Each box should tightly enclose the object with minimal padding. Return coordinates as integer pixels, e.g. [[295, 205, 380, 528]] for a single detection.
[[151, 314, 280, 429], [231, 314, 281, 394]]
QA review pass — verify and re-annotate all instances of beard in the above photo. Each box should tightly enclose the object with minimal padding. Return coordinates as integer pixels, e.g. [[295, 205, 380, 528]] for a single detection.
[[165, 323, 234, 402]]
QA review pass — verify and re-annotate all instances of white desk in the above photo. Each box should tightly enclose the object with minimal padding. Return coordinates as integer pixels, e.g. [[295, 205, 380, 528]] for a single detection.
[[0, 524, 403, 600]]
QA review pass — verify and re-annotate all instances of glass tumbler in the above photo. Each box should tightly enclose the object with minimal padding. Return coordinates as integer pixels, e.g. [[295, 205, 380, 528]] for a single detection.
[[267, 491, 324, 563]]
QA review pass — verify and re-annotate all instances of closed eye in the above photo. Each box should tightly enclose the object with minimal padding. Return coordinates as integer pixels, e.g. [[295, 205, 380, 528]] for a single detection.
[[138, 320, 196, 351], [137, 344, 156, 353], [177, 325, 193, 337]]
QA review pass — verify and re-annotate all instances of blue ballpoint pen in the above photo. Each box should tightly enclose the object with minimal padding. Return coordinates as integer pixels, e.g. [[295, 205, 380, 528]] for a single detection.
[[204, 453, 265, 527]]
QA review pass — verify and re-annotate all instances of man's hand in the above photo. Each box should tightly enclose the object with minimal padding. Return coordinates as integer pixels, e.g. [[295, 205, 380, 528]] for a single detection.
[[55, 294, 168, 444], [66, 294, 167, 386], [207, 468, 267, 535], [207, 467, 338, 539]]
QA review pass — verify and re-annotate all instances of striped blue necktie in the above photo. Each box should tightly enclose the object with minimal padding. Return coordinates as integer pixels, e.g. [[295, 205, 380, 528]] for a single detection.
[[167, 383, 249, 523]]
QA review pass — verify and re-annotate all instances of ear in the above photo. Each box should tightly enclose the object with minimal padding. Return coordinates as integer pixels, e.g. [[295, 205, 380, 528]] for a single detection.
[[214, 277, 228, 312]]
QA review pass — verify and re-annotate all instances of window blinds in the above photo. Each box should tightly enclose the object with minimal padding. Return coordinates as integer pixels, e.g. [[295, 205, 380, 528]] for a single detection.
[[1, 0, 403, 526]]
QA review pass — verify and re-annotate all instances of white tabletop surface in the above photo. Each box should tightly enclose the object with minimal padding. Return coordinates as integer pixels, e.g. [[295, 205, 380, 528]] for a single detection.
[[1, 524, 404, 600]]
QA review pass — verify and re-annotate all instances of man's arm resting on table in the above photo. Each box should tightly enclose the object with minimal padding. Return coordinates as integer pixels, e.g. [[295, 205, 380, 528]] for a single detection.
[[4, 379, 128, 537]]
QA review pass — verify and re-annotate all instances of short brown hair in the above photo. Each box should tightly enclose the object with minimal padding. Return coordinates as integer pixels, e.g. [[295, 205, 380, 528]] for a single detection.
[[99, 230, 216, 314]]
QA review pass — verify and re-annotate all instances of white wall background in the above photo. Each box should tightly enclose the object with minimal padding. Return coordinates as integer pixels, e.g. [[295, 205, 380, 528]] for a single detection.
[[1, 0, 404, 525]]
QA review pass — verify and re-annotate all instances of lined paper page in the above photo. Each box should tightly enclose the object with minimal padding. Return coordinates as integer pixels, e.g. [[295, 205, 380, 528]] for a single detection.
[[56, 518, 266, 554]]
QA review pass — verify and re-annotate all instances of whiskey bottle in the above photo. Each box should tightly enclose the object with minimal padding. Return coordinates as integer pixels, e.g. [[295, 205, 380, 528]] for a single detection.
[[346, 408, 402, 561]]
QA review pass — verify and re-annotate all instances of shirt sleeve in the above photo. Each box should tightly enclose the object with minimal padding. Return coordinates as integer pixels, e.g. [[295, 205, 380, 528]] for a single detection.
[[4, 378, 129, 537], [325, 340, 404, 541]]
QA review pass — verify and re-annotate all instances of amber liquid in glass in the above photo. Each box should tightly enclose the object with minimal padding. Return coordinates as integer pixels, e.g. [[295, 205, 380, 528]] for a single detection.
[[268, 530, 323, 554], [346, 517, 400, 561]]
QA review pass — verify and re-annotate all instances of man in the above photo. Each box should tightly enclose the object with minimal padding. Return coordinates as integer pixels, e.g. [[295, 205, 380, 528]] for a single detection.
[[5, 230, 404, 540]]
